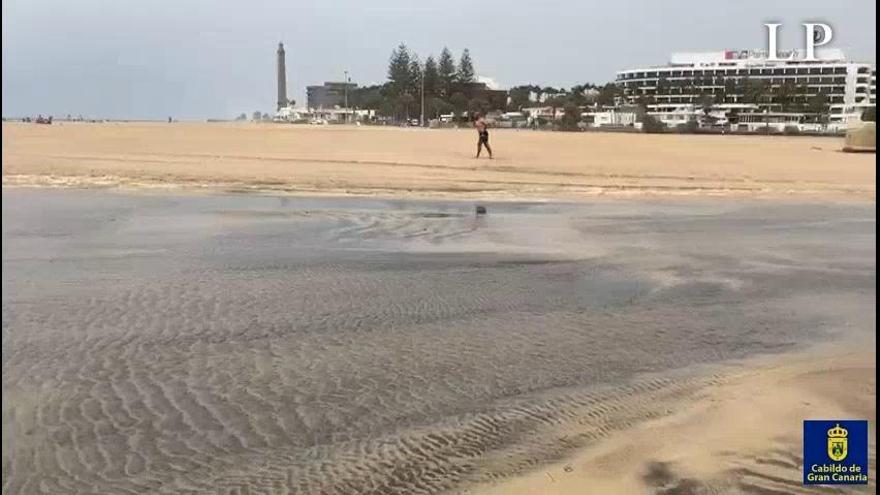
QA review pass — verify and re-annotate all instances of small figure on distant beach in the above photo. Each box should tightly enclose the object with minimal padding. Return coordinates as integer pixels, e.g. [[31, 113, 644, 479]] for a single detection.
[[474, 113, 492, 159]]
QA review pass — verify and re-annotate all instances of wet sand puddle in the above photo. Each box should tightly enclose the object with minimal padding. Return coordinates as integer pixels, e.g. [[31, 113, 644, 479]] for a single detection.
[[2, 190, 875, 494]]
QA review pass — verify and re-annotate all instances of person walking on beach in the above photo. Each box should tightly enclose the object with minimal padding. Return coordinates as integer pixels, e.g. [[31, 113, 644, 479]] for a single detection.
[[474, 113, 492, 159]]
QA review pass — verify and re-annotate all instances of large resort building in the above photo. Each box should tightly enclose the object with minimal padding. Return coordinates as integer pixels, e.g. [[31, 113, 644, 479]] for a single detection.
[[616, 49, 875, 131]]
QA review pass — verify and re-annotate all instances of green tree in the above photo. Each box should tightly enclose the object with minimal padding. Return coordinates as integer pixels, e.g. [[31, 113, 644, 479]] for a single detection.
[[655, 77, 669, 99], [457, 48, 475, 83], [773, 81, 798, 112], [559, 103, 582, 131], [408, 54, 423, 96], [438, 47, 457, 97], [727, 107, 741, 125], [714, 85, 727, 105], [597, 83, 621, 107], [387, 43, 413, 99], [398, 93, 416, 121], [693, 93, 715, 126], [252, 111, 262, 121], [428, 97, 451, 119], [642, 114, 665, 133], [450, 92, 468, 120], [742, 78, 769, 107], [544, 95, 568, 121], [806, 91, 830, 123], [723, 80, 738, 104], [408, 55, 423, 119], [636, 96, 653, 124], [423, 56, 439, 98], [635, 93, 656, 108], [468, 97, 490, 117], [235, 113, 247, 121], [569, 86, 587, 107], [508, 86, 532, 111], [350, 85, 386, 111]]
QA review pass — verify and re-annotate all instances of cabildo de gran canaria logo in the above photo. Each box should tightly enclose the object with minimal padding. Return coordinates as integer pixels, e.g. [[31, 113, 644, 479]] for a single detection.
[[804, 420, 868, 485]]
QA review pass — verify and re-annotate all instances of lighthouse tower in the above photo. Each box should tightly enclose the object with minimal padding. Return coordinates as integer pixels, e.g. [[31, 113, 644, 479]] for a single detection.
[[277, 42, 288, 111]]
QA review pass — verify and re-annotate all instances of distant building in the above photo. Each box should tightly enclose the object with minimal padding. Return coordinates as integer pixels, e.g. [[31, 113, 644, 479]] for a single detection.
[[616, 49, 876, 130], [307, 82, 358, 110]]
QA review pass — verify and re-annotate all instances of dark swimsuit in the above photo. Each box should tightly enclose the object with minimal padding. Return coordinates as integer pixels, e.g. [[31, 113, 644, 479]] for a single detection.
[[479, 130, 489, 143]]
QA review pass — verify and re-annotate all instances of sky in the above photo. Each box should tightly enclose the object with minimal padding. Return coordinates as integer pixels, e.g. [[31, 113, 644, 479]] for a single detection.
[[2, 0, 875, 120]]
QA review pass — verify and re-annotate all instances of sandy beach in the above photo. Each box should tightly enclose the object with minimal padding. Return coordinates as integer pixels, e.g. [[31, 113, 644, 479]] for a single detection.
[[2, 122, 875, 200], [2, 123, 876, 494]]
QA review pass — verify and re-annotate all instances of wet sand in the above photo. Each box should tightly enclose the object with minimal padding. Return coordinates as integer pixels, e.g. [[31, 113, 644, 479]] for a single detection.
[[2, 122, 875, 200], [2, 189, 874, 494]]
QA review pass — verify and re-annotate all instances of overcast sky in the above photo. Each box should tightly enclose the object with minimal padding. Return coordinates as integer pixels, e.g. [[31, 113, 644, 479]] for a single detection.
[[2, 0, 875, 120]]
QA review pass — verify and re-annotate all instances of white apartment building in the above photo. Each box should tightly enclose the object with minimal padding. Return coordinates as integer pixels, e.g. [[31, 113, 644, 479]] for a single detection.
[[616, 49, 875, 130]]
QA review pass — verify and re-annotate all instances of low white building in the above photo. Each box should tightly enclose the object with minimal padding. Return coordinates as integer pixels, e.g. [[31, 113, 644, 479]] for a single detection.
[[584, 109, 638, 127], [274, 106, 375, 124], [274, 105, 309, 122], [522, 106, 563, 122], [734, 112, 843, 133]]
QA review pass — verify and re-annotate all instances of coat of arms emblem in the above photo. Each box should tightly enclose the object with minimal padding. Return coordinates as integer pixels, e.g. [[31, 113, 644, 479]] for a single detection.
[[827, 423, 848, 462]]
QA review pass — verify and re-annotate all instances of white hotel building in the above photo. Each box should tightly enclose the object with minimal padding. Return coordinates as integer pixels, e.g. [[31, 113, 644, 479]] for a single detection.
[[616, 49, 875, 131]]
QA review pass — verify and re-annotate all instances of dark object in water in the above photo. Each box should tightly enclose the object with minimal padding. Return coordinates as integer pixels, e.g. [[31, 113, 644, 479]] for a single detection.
[[475, 205, 487, 215]]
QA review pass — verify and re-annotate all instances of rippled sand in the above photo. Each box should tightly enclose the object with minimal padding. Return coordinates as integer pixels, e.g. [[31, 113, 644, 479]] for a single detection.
[[474, 349, 876, 494], [2, 190, 875, 494], [2, 122, 875, 200]]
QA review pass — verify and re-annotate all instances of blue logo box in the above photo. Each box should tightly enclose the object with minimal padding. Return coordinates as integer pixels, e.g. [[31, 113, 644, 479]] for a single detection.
[[804, 420, 868, 485]]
